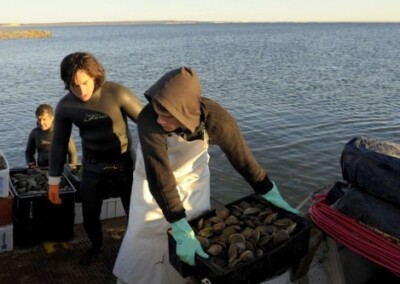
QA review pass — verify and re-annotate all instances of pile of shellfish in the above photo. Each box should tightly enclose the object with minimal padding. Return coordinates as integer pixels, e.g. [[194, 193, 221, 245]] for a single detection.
[[11, 168, 71, 195], [69, 164, 82, 177], [193, 198, 298, 270], [0, 154, 7, 170]]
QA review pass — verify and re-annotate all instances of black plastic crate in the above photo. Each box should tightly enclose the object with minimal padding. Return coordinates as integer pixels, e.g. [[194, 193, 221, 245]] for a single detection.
[[63, 163, 122, 202], [63, 164, 82, 202], [10, 167, 76, 247], [168, 194, 311, 284], [12, 193, 44, 247]]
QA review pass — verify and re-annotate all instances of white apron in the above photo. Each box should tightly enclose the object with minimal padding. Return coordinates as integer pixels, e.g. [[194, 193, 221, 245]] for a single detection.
[[113, 132, 210, 284]]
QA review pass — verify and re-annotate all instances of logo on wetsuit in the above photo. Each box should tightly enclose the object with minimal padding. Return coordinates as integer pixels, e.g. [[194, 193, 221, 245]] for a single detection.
[[84, 113, 108, 122], [41, 139, 51, 145]]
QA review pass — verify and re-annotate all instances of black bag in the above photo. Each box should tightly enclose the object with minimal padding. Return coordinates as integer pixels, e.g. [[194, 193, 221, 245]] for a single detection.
[[328, 182, 400, 238], [340, 136, 400, 207]]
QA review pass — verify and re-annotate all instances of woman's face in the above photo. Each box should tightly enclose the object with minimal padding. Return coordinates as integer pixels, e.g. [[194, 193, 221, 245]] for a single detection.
[[69, 69, 95, 102]]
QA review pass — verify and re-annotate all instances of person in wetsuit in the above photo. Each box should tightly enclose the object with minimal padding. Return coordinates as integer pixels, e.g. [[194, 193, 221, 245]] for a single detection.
[[48, 52, 143, 266], [113, 67, 298, 284], [25, 104, 78, 168]]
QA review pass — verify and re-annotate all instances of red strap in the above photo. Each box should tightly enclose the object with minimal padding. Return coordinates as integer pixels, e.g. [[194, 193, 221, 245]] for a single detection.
[[309, 192, 400, 275]]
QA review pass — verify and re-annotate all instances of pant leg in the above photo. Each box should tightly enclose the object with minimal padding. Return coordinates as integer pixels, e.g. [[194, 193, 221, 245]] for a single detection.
[[113, 154, 134, 217], [80, 163, 105, 250]]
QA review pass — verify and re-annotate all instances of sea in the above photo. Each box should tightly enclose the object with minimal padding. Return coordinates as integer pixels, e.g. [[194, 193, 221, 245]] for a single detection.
[[1, 23, 399, 208]]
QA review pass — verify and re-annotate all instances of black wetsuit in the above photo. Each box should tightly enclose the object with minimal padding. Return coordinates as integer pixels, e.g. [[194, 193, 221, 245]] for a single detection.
[[49, 81, 143, 250], [25, 125, 78, 167]]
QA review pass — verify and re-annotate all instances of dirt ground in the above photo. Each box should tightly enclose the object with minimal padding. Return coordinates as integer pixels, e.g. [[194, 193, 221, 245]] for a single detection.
[[0, 217, 127, 284]]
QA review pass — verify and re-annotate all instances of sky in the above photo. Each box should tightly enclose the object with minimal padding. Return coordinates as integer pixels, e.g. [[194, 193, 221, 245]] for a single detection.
[[1, 0, 400, 24]]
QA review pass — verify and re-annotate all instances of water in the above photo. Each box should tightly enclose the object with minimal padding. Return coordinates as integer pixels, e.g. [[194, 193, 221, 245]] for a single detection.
[[1, 23, 400, 207]]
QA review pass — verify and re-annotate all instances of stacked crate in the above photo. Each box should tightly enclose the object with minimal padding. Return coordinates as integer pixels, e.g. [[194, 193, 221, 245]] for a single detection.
[[0, 151, 13, 253], [10, 167, 76, 247]]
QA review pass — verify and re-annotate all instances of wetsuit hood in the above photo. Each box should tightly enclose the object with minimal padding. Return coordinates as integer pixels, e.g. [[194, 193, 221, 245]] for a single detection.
[[144, 67, 201, 133]]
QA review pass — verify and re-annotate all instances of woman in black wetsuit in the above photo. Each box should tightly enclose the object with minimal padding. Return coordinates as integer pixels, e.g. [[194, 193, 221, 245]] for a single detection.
[[48, 52, 144, 266]]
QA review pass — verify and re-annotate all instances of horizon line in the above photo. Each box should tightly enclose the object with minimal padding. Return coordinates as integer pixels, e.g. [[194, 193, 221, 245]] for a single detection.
[[1, 20, 400, 27]]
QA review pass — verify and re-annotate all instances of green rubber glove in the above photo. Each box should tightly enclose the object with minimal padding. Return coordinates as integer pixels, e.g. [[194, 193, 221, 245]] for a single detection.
[[262, 182, 299, 214], [171, 218, 209, 266]]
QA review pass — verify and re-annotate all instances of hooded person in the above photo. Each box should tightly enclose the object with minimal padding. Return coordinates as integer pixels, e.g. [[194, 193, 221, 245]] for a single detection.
[[113, 67, 297, 284]]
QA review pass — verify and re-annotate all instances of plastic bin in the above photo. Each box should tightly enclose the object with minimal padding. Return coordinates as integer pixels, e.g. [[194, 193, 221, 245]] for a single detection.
[[63, 164, 82, 202], [0, 151, 10, 198], [168, 194, 311, 284], [0, 193, 13, 226], [74, 197, 126, 224], [10, 168, 76, 247], [0, 224, 13, 253], [100, 197, 126, 220], [63, 163, 122, 203]]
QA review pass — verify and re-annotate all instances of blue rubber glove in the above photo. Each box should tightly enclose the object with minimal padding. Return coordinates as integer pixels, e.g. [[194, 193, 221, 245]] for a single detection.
[[171, 218, 209, 266], [262, 182, 299, 214]]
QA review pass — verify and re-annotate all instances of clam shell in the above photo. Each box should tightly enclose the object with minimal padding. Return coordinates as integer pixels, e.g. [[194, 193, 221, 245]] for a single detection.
[[228, 243, 237, 263], [239, 250, 254, 262], [212, 222, 226, 234], [272, 230, 290, 245], [243, 207, 261, 215], [228, 233, 246, 245], [225, 215, 239, 225], [274, 217, 294, 228], [264, 212, 278, 224], [198, 227, 214, 238], [196, 236, 209, 249], [207, 243, 224, 256], [242, 227, 255, 239], [215, 206, 230, 220], [208, 216, 224, 224], [286, 222, 297, 234]]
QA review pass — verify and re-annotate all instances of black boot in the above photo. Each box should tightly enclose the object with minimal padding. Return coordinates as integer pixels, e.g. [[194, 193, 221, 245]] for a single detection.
[[79, 247, 101, 266]]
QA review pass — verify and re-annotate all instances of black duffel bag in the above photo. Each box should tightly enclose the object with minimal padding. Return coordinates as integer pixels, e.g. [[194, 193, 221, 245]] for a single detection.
[[340, 136, 400, 207], [327, 181, 400, 238]]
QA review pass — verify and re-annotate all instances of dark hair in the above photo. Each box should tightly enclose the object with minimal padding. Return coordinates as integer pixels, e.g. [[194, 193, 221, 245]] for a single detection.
[[36, 104, 53, 117], [60, 52, 106, 91]]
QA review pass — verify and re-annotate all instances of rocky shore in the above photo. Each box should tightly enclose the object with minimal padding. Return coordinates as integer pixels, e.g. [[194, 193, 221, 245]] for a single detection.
[[0, 29, 52, 39]]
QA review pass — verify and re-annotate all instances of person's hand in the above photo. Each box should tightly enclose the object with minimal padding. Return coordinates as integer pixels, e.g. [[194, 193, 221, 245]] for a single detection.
[[48, 184, 62, 205], [171, 218, 208, 266], [28, 162, 37, 168], [261, 182, 298, 214]]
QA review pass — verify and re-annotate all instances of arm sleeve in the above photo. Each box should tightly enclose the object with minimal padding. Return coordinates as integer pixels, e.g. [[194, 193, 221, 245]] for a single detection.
[[67, 135, 78, 165], [25, 130, 37, 166], [119, 85, 144, 123], [138, 107, 186, 223], [205, 99, 273, 194], [49, 102, 73, 177]]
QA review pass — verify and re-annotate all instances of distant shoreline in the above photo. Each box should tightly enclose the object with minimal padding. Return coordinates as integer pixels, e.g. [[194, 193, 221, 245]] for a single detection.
[[0, 29, 52, 39], [0, 21, 398, 39], [0, 21, 219, 27], [1, 20, 399, 28]]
